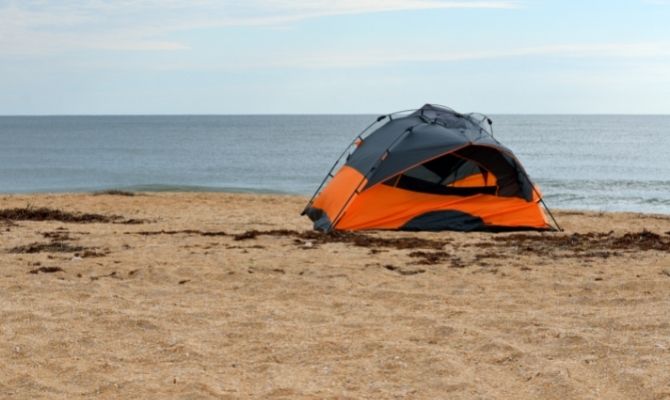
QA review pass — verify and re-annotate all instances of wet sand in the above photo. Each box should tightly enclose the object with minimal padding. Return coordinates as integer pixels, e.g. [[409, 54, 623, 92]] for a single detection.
[[1, 192, 670, 399]]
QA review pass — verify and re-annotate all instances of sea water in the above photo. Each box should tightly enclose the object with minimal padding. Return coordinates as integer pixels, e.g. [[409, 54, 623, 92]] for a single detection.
[[1, 114, 669, 214]]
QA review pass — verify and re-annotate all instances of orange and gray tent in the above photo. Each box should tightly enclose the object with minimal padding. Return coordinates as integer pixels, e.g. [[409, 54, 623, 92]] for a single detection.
[[302, 104, 560, 232]]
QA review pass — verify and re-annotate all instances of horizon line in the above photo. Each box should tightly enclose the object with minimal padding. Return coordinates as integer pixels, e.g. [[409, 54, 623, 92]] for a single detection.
[[2, 112, 670, 117]]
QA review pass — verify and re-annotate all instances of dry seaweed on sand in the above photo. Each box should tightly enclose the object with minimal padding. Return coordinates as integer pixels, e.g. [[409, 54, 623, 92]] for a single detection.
[[93, 190, 136, 196], [41, 230, 75, 241], [408, 250, 451, 265], [1, 218, 17, 227], [493, 229, 670, 255], [0, 206, 144, 224], [383, 264, 426, 275], [130, 229, 228, 236], [9, 242, 87, 254], [29, 266, 64, 274], [233, 229, 448, 250], [77, 250, 109, 258], [90, 271, 120, 281], [131, 227, 447, 250]]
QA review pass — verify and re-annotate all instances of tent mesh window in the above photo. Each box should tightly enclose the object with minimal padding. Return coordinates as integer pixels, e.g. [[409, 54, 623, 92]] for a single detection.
[[384, 153, 497, 196]]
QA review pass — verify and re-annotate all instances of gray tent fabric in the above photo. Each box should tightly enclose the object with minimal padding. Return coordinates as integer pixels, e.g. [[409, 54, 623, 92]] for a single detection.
[[343, 104, 533, 200]]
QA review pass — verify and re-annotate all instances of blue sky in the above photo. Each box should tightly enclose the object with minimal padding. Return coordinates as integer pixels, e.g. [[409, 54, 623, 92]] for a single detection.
[[1, 0, 669, 114]]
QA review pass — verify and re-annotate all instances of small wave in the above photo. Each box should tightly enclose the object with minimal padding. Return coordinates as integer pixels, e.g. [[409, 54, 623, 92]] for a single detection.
[[1, 184, 296, 195], [539, 179, 670, 190], [105, 184, 295, 195]]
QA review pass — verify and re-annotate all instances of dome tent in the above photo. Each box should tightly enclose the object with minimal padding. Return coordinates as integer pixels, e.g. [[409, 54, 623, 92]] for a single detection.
[[302, 104, 559, 232]]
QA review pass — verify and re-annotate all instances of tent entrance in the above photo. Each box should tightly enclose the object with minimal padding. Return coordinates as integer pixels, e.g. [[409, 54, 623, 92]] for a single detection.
[[382, 152, 498, 196]]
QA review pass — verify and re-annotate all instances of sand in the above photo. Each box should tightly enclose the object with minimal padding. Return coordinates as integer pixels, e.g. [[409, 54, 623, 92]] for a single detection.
[[1, 192, 670, 399]]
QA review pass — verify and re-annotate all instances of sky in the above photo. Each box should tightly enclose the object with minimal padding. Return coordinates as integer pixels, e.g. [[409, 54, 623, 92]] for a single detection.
[[1, 0, 669, 115]]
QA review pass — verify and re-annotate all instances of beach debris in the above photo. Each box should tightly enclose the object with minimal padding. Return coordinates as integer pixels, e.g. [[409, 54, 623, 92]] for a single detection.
[[232, 229, 447, 250], [613, 230, 669, 250], [450, 257, 466, 268], [493, 229, 670, 256], [131, 227, 450, 251], [42, 230, 76, 241], [90, 271, 120, 281], [9, 241, 87, 254], [8, 228, 107, 256], [122, 218, 145, 225], [0, 218, 17, 227], [661, 269, 670, 278], [131, 229, 227, 236], [178, 279, 190, 285], [473, 266, 498, 274], [127, 225, 668, 261], [0, 206, 144, 224], [76, 250, 109, 258], [408, 251, 450, 265], [293, 238, 315, 249], [29, 266, 64, 274], [369, 249, 387, 254], [384, 264, 426, 276], [93, 190, 135, 196]]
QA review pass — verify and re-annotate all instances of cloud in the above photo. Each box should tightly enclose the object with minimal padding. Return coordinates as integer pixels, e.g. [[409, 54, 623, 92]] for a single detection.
[[214, 42, 670, 70], [0, 0, 519, 54], [57, 40, 669, 73]]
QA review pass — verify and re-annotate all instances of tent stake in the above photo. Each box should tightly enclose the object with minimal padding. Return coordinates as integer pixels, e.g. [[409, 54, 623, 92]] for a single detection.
[[539, 196, 563, 232]]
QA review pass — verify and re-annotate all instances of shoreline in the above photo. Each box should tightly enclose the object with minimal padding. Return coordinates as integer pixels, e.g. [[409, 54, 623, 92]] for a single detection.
[[2, 192, 669, 398], [2, 190, 670, 219]]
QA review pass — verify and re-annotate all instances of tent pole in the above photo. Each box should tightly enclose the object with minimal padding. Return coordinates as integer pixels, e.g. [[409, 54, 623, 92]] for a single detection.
[[327, 125, 418, 231], [326, 176, 367, 232], [300, 135, 359, 216], [539, 195, 563, 232], [522, 172, 563, 232], [301, 115, 387, 216], [485, 116, 561, 231]]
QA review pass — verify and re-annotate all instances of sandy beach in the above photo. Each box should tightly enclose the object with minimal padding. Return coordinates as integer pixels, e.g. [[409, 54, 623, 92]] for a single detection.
[[1, 192, 670, 399]]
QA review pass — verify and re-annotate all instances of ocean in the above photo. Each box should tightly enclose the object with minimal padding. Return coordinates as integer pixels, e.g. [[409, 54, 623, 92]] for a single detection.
[[1, 114, 669, 214]]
